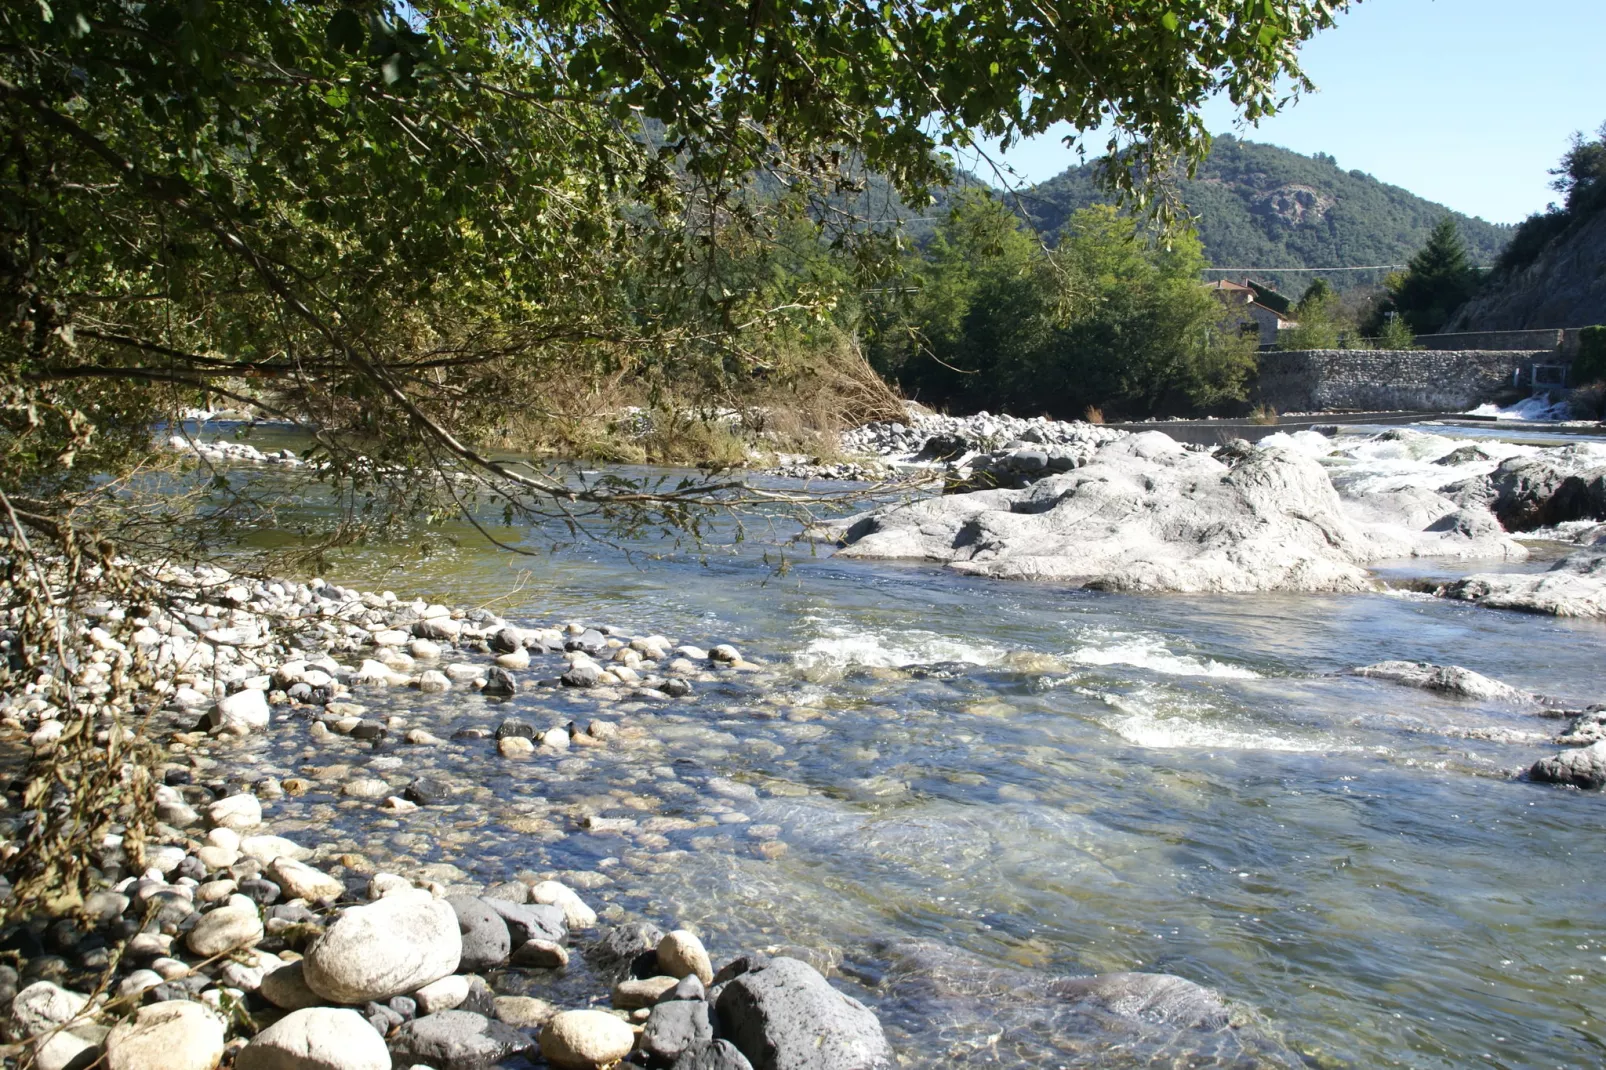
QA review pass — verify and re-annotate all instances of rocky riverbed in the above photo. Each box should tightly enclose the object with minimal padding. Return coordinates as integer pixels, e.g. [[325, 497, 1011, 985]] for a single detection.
[[3, 555, 1604, 1070]]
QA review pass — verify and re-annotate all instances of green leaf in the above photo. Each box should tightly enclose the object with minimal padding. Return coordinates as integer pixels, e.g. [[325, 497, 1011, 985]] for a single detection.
[[1161, 12, 1178, 31], [327, 9, 365, 55]]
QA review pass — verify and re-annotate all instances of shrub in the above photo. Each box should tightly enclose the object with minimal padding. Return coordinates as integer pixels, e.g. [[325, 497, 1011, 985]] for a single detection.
[[1573, 325, 1606, 384]]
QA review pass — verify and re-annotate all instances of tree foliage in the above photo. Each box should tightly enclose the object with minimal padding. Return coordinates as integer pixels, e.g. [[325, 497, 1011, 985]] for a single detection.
[[1493, 121, 1606, 278], [1374, 217, 1481, 334], [869, 199, 1257, 418]]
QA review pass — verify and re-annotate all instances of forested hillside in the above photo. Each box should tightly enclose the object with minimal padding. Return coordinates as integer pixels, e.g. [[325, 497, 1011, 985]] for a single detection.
[[1016, 136, 1511, 290]]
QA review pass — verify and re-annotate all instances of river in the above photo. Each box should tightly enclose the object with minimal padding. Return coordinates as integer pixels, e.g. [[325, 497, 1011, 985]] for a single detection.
[[197, 423, 1606, 1069]]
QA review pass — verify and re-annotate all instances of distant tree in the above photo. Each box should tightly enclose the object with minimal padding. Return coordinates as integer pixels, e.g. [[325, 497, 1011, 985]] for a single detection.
[[1551, 122, 1606, 213], [1386, 218, 1481, 333], [1278, 277, 1351, 349]]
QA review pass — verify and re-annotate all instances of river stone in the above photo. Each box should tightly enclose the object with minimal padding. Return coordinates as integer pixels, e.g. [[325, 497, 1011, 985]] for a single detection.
[[32, 1027, 102, 1070], [538, 1010, 635, 1070], [715, 957, 889, 1070], [481, 668, 517, 697], [1350, 661, 1530, 702], [208, 793, 263, 830], [446, 896, 510, 971], [1438, 533, 1606, 618], [236, 1006, 390, 1070], [187, 902, 264, 956], [498, 736, 535, 758], [587, 921, 663, 981], [239, 835, 312, 863], [9, 981, 90, 1039], [642, 1000, 714, 1063], [1048, 971, 1230, 1029], [673, 1040, 756, 1070], [529, 880, 597, 929], [302, 896, 461, 1003], [387, 1009, 534, 1070], [614, 976, 679, 1009], [211, 688, 270, 731], [259, 961, 324, 1011], [413, 975, 470, 1015], [491, 996, 556, 1029], [509, 939, 569, 968], [105, 1000, 224, 1070], [268, 858, 344, 903], [659, 930, 715, 985], [1530, 740, 1606, 789]]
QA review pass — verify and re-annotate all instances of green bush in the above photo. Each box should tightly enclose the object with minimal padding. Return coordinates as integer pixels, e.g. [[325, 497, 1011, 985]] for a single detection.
[[1573, 325, 1606, 384]]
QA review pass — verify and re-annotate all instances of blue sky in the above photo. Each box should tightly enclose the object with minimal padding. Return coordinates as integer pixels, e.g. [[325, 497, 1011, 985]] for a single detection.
[[980, 0, 1606, 225]]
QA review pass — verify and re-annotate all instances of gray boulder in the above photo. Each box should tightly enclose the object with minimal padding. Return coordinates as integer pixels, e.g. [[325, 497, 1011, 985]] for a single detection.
[[1484, 449, 1606, 531], [587, 921, 663, 982], [386, 1010, 534, 1070], [641, 1000, 714, 1063], [446, 897, 510, 971], [1530, 741, 1606, 789], [484, 898, 566, 947], [715, 957, 889, 1070]]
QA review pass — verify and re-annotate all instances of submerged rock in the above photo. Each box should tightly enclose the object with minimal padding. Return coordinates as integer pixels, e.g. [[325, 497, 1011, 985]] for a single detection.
[[1349, 661, 1532, 702], [1048, 971, 1230, 1030]]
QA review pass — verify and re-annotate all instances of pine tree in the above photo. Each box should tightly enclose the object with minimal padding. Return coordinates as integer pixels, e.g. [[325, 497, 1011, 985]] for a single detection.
[[1388, 217, 1480, 333]]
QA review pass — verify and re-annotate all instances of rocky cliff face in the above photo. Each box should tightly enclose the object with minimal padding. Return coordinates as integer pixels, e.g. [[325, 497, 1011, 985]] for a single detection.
[[1445, 209, 1606, 331]]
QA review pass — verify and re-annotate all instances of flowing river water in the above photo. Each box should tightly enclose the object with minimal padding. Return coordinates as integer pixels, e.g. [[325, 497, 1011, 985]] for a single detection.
[[199, 425, 1606, 1070]]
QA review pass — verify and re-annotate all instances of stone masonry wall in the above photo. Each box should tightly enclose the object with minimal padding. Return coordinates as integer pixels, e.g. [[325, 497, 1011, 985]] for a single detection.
[[1252, 349, 1562, 412]]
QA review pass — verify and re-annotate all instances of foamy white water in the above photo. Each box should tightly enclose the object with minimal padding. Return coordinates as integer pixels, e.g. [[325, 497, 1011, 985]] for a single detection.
[[1068, 633, 1261, 679], [1098, 690, 1347, 753], [793, 620, 1008, 670]]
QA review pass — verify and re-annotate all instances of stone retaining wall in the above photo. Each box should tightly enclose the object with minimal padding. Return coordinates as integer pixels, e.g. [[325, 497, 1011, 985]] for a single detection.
[[1253, 349, 1562, 412]]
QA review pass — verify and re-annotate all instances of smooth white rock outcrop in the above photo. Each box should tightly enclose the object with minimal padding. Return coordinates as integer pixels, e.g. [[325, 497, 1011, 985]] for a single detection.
[[836, 433, 1524, 592]]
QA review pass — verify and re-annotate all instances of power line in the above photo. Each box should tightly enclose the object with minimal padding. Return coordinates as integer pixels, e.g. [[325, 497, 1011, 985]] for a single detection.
[[1201, 264, 1405, 272]]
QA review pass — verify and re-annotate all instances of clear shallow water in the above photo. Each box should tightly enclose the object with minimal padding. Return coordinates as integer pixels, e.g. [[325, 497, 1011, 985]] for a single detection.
[[189, 437, 1606, 1069]]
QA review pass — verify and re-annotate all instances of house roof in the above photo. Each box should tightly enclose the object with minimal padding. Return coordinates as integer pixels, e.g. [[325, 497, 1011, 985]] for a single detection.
[[1206, 279, 1255, 293]]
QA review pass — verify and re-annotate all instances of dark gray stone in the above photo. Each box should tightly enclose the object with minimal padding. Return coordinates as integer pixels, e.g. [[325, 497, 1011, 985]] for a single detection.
[[350, 719, 387, 741], [561, 664, 602, 688], [446, 896, 510, 971], [1531, 742, 1606, 789], [484, 898, 565, 946], [366, 999, 405, 1036], [490, 628, 523, 654], [587, 921, 663, 981], [238, 878, 281, 905], [389, 995, 418, 1020], [482, 668, 517, 698], [715, 957, 889, 1070], [662, 678, 693, 698], [673, 1040, 756, 1070], [711, 953, 769, 987], [493, 718, 534, 741], [404, 777, 452, 805], [459, 975, 496, 1018], [387, 1009, 534, 1070], [643, 1000, 714, 1063]]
